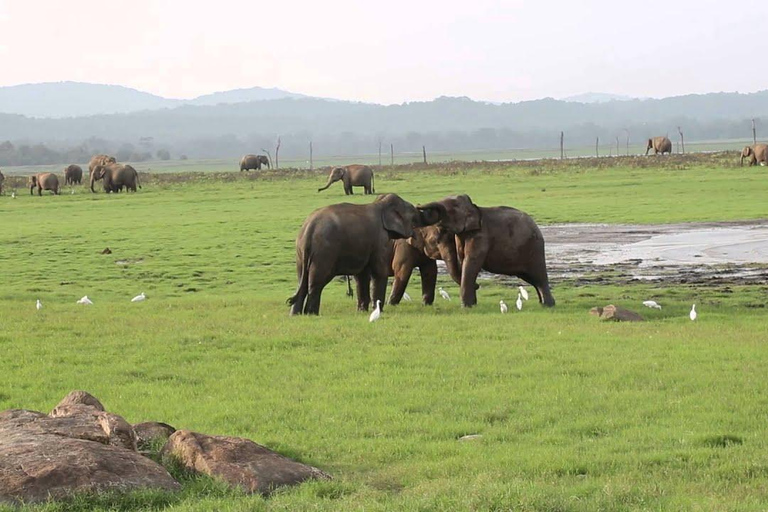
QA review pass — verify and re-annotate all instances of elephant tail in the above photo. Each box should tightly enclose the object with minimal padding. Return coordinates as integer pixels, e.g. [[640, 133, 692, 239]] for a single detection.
[[287, 250, 311, 309], [135, 169, 142, 189], [371, 172, 375, 193]]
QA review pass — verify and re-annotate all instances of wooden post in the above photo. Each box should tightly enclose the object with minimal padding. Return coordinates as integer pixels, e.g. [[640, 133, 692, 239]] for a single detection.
[[275, 137, 281, 169], [390, 143, 394, 166], [625, 130, 630, 156], [560, 131, 564, 159], [595, 137, 599, 157], [752, 118, 757, 145], [422, 145, 427, 164], [678, 126, 684, 154], [616, 136, 619, 156], [378, 139, 382, 166], [309, 141, 313, 170]]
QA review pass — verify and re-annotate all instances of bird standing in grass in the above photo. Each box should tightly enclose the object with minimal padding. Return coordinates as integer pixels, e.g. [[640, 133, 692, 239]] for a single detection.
[[689, 304, 697, 321], [439, 287, 451, 301], [11, 192, 16, 199], [643, 300, 662, 309], [402, 292, 412, 302], [516, 293, 523, 311], [131, 292, 146, 303], [36, 299, 42, 311], [369, 300, 382, 322], [519, 286, 529, 301], [499, 300, 508, 314], [77, 296, 93, 305]]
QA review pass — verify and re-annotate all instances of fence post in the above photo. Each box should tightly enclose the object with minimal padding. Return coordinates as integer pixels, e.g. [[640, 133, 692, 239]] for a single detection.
[[423, 145, 427, 164], [560, 131, 564, 159], [309, 141, 313, 170], [390, 143, 394, 166]]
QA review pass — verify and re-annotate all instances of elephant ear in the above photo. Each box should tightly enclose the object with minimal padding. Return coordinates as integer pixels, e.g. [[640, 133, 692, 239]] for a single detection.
[[406, 228, 426, 252], [456, 194, 482, 232], [379, 194, 415, 239]]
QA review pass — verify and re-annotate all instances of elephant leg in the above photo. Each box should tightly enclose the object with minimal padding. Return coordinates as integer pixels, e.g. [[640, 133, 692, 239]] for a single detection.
[[38, 187, 42, 196], [518, 271, 556, 307], [371, 273, 388, 313], [419, 260, 438, 305], [304, 267, 333, 315], [460, 256, 483, 307], [389, 263, 414, 305], [355, 271, 372, 311]]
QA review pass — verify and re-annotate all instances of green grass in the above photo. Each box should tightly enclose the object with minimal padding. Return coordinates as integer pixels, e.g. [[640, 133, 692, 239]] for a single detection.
[[1, 158, 768, 510]]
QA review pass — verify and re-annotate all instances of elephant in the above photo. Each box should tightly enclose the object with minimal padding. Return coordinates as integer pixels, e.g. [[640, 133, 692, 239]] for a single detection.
[[740, 144, 768, 166], [645, 136, 672, 155], [0, 169, 4, 195], [29, 173, 60, 196], [317, 165, 375, 195], [416, 195, 555, 308], [63, 164, 83, 185], [388, 226, 464, 305], [240, 154, 270, 171], [91, 163, 141, 193], [287, 193, 440, 315], [88, 154, 117, 180]]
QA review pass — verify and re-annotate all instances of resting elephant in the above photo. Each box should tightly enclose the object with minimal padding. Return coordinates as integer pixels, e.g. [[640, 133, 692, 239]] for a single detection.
[[417, 195, 555, 308], [91, 163, 141, 193], [388, 226, 464, 305], [287, 193, 439, 315], [88, 154, 117, 181], [29, 173, 60, 196], [318, 165, 375, 195], [645, 136, 672, 155], [64, 164, 83, 185], [240, 154, 270, 171], [740, 144, 768, 166]]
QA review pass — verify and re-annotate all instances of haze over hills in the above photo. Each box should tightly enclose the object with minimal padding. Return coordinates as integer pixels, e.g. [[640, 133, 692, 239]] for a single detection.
[[0, 83, 766, 164], [0, 82, 311, 118], [562, 92, 636, 104]]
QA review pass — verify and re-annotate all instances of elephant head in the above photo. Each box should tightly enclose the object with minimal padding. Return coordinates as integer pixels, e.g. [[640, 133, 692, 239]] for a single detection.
[[645, 138, 654, 155], [417, 194, 482, 235], [28, 175, 37, 194], [90, 164, 108, 192], [318, 167, 345, 192], [741, 146, 755, 166], [376, 193, 439, 239]]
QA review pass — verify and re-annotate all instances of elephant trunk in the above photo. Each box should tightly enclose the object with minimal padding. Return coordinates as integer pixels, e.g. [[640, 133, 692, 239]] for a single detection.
[[416, 202, 447, 227], [317, 177, 336, 192], [740, 154, 744, 166], [90, 171, 97, 193]]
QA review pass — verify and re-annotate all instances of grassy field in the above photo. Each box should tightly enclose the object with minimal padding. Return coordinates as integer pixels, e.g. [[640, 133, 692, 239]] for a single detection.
[[1, 156, 768, 510]]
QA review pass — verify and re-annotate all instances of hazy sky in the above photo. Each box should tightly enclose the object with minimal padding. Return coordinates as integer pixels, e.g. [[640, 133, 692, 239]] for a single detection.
[[0, 0, 765, 104]]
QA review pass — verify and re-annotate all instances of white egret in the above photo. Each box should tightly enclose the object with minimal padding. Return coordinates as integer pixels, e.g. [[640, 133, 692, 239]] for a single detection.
[[11, 192, 16, 199], [519, 286, 529, 301], [439, 287, 451, 301], [369, 300, 382, 322], [643, 300, 662, 309], [131, 292, 146, 303], [402, 292, 412, 302], [77, 296, 93, 305], [689, 304, 697, 321], [516, 293, 523, 311], [36, 299, 42, 311], [499, 300, 508, 314]]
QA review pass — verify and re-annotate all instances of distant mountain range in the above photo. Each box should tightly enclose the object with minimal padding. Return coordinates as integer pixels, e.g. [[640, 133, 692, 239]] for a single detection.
[[0, 82, 310, 118], [562, 92, 636, 104]]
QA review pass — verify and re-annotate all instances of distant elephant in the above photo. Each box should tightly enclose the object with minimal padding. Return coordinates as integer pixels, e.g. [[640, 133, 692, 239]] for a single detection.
[[63, 164, 83, 185], [29, 173, 60, 196], [740, 144, 768, 166], [416, 195, 555, 308], [287, 193, 440, 315], [91, 163, 141, 193], [645, 136, 672, 155], [318, 165, 375, 195], [88, 154, 117, 180], [388, 226, 464, 305], [240, 154, 270, 171], [0, 169, 4, 195]]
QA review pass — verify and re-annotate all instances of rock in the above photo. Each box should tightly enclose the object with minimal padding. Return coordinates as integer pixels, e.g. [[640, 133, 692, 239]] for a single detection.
[[101, 247, 112, 254], [0, 410, 179, 506], [590, 304, 644, 322], [47, 405, 136, 451], [162, 430, 331, 494], [51, 390, 105, 414], [133, 422, 176, 450]]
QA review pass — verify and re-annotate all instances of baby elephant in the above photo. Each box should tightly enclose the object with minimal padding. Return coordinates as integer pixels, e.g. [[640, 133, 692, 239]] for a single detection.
[[64, 164, 83, 185], [29, 173, 60, 196], [317, 164, 375, 195]]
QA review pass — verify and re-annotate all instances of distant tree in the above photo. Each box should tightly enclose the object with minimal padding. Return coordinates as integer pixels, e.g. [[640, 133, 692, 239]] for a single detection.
[[156, 148, 171, 160], [116, 144, 135, 162]]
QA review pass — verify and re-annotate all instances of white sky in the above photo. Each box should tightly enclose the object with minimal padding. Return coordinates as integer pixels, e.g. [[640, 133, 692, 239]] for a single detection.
[[0, 0, 764, 104]]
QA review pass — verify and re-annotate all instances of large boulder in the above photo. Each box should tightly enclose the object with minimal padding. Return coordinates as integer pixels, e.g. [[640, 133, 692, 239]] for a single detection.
[[50, 390, 105, 414], [48, 405, 137, 451], [162, 430, 331, 494], [590, 304, 645, 322], [0, 409, 179, 506]]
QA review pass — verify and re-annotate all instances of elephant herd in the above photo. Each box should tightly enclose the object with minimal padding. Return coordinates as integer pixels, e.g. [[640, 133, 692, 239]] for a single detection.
[[288, 192, 555, 316]]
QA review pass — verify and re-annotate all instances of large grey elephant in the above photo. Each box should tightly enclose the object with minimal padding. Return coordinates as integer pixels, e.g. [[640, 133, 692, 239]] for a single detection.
[[740, 144, 768, 166], [91, 163, 141, 193], [416, 195, 555, 308], [318, 165, 375, 195], [645, 136, 672, 155], [240, 154, 270, 171], [64, 164, 83, 185], [88, 154, 117, 180], [29, 173, 60, 196], [287, 193, 440, 315]]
